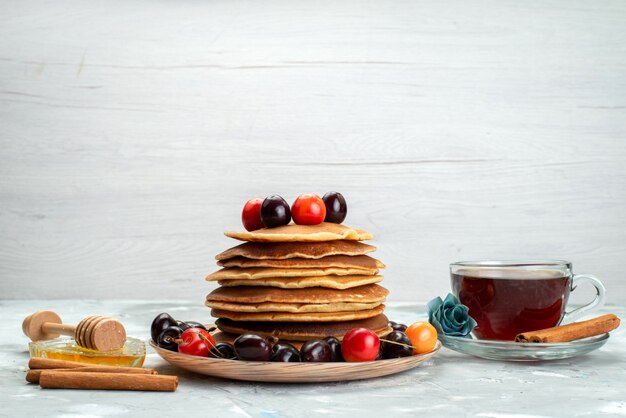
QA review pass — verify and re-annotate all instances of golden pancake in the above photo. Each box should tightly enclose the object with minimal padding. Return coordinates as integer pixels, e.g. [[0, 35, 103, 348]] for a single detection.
[[211, 305, 385, 322], [218, 255, 385, 269], [206, 300, 382, 313], [224, 223, 372, 242], [206, 284, 389, 304], [206, 266, 378, 281], [217, 274, 382, 289], [215, 314, 391, 341], [215, 241, 377, 261]]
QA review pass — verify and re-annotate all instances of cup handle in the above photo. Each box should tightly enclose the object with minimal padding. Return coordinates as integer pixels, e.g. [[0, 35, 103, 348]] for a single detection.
[[562, 274, 606, 323]]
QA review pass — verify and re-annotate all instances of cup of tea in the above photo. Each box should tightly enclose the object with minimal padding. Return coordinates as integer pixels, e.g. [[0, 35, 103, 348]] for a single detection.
[[450, 260, 606, 341]]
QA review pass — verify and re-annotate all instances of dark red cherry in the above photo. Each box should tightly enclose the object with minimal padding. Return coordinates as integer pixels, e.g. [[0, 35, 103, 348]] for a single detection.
[[233, 334, 272, 361], [151, 313, 177, 343], [182, 321, 207, 332], [300, 339, 332, 362], [322, 192, 347, 224], [382, 331, 413, 359], [157, 325, 183, 352], [323, 336, 344, 362], [389, 321, 408, 332], [271, 342, 300, 362], [261, 195, 291, 228], [210, 342, 237, 359]]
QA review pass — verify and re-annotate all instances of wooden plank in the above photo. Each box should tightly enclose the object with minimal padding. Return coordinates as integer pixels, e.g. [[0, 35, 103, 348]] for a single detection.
[[0, 0, 625, 303]]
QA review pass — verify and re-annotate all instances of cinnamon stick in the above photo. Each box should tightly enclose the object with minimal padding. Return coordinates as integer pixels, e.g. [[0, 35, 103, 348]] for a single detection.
[[39, 371, 178, 392], [26, 367, 156, 384], [515, 314, 620, 343], [29, 358, 100, 370]]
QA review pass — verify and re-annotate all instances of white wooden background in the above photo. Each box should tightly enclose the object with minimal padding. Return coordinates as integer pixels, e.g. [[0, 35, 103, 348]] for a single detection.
[[1, 0, 625, 305]]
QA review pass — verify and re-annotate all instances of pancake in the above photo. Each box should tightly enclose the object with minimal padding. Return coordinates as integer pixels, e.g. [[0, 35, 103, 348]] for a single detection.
[[206, 266, 378, 281], [218, 255, 385, 269], [217, 274, 382, 289], [206, 284, 389, 304], [215, 241, 377, 261], [215, 314, 392, 341], [211, 305, 385, 322], [225, 223, 372, 242], [206, 300, 382, 313]]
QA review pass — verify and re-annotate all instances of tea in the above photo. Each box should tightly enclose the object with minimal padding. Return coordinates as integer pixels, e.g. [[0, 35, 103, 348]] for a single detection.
[[451, 268, 571, 340]]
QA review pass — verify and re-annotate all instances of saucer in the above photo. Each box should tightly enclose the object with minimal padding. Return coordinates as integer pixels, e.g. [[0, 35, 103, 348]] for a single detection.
[[438, 333, 609, 361]]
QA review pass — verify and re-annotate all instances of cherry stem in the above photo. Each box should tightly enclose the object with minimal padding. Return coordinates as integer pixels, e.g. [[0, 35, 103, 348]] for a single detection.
[[164, 336, 183, 344], [379, 338, 417, 350]]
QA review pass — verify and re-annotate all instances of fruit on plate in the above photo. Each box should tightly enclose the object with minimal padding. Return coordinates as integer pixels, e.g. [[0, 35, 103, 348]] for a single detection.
[[242, 198, 264, 231], [323, 336, 344, 362], [389, 321, 408, 332], [177, 327, 216, 357], [233, 333, 273, 361], [300, 339, 332, 362], [322, 191, 347, 224], [271, 342, 301, 362], [157, 325, 184, 352], [152, 313, 215, 354], [151, 312, 430, 362], [341, 328, 380, 362], [177, 320, 208, 332], [151, 313, 178, 343], [291, 194, 326, 225], [210, 342, 237, 359], [182, 321, 208, 332], [405, 321, 438, 354], [177, 320, 191, 331], [381, 330, 413, 359], [260, 195, 291, 228]]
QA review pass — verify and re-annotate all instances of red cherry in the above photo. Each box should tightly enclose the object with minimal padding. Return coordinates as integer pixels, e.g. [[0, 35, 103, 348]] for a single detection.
[[177, 328, 216, 357], [341, 328, 380, 362], [291, 194, 326, 225], [242, 198, 264, 231]]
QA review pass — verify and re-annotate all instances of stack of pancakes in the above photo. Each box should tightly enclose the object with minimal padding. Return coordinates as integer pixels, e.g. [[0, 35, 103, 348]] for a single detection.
[[205, 223, 392, 341]]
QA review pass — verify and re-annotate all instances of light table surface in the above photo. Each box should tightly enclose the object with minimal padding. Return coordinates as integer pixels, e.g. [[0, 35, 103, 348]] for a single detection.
[[1, 300, 624, 418]]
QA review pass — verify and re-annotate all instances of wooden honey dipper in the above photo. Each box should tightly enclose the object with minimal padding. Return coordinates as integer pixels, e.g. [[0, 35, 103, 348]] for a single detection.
[[23, 310, 127, 351]]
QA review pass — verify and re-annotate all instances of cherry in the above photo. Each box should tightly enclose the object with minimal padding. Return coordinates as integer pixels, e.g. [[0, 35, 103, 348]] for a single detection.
[[151, 313, 177, 343], [182, 321, 207, 332], [389, 321, 408, 332], [271, 342, 300, 362], [233, 334, 273, 361], [177, 328, 216, 357], [300, 339, 332, 362], [261, 195, 291, 228], [381, 331, 413, 359], [292, 194, 326, 225], [323, 336, 344, 362], [242, 198, 265, 231], [210, 342, 237, 359], [322, 191, 347, 224], [157, 325, 183, 352], [177, 320, 191, 331], [341, 328, 380, 362]]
